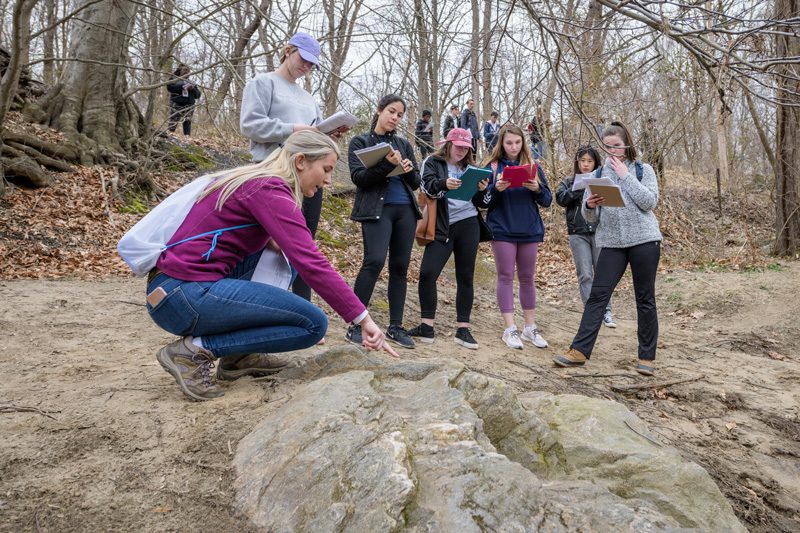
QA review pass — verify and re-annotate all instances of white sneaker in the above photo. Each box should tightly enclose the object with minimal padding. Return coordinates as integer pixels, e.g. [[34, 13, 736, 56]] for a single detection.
[[603, 312, 617, 328], [502, 327, 524, 350], [522, 325, 548, 348]]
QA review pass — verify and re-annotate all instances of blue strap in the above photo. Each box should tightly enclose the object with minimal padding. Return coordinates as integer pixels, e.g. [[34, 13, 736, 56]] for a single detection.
[[162, 223, 257, 261]]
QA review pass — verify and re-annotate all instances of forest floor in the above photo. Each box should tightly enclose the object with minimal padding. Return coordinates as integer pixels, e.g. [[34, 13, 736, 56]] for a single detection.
[[1, 134, 798, 531]]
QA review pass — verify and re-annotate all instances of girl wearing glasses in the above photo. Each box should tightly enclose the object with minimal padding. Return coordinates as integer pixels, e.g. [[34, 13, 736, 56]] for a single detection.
[[553, 121, 663, 376]]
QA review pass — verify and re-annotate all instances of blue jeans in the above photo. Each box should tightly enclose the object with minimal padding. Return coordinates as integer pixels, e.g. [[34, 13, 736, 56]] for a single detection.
[[146, 253, 327, 358]]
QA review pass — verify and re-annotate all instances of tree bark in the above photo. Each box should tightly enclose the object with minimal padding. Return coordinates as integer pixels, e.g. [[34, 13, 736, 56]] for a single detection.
[[29, 0, 140, 162], [469, 0, 481, 120], [774, 0, 800, 255], [481, 0, 492, 120]]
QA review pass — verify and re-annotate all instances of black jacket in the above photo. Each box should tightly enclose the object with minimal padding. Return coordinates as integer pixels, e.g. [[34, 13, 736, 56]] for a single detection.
[[421, 155, 492, 243], [442, 114, 459, 137], [555, 176, 595, 235], [460, 108, 479, 139], [414, 118, 433, 148], [167, 77, 201, 108], [348, 130, 422, 222]]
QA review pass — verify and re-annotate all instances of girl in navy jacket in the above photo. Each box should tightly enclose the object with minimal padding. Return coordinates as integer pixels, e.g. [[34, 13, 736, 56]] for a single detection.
[[476, 124, 552, 350]]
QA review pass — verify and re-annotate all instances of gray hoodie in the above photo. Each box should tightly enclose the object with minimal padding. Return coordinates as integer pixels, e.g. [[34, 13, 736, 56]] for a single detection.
[[240, 72, 322, 162], [581, 159, 662, 248]]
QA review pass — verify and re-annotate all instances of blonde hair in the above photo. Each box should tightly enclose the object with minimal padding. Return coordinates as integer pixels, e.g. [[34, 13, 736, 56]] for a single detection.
[[198, 130, 339, 210]]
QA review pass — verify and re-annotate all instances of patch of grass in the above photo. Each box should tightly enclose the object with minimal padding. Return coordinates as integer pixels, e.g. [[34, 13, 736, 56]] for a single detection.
[[767, 262, 785, 272], [118, 192, 150, 214], [166, 144, 216, 171]]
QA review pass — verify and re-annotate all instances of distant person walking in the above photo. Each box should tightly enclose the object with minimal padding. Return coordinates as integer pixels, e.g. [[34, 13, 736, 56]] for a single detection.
[[483, 111, 500, 152], [460, 99, 480, 152], [167, 64, 201, 136], [415, 109, 434, 158], [553, 121, 662, 376], [442, 105, 460, 137], [240, 31, 348, 305]]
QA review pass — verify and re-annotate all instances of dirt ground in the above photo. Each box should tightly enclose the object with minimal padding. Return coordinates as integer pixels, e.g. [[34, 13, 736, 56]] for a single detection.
[[1, 262, 799, 532]]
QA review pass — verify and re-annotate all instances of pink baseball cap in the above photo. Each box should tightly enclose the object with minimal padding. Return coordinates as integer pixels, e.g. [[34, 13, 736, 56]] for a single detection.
[[437, 127, 473, 148]]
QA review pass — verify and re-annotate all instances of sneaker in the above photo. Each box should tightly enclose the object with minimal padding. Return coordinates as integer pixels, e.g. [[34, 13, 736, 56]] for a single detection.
[[216, 353, 291, 381], [521, 325, 548, 348], [502, 327, 524, 350], [635, 361, 655, 376], [407, 323, 435, 343], [454, 327, 479, 349], [156, 337, 224, 401], [553, 348, 588, 368], [386, 325, 416, 349], [345, 324, 362, 346], [603, 312, 617, 328]]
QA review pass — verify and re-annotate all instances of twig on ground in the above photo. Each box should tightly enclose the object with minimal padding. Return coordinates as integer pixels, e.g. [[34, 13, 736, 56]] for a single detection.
[[611, 375, 705, 393], [567, 372, 636, 379], [0, 403, 59, 419], [624, 419, 664, 447]]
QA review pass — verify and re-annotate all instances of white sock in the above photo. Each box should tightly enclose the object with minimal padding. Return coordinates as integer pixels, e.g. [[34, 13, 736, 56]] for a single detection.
[[191, 336, 204, 349]]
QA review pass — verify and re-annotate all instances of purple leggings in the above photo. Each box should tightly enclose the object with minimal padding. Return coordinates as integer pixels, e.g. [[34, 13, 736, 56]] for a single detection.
[[491, 241, 539, 313]]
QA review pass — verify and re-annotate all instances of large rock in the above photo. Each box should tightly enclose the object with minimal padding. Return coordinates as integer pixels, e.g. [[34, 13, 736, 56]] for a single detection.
[[233, 347, 744, 532]]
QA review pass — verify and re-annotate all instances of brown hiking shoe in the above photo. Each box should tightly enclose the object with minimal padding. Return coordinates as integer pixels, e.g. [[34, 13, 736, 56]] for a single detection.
[[216, 353, 291, 381], [156, 337, 224, 401], [553, 348, 588, 368]]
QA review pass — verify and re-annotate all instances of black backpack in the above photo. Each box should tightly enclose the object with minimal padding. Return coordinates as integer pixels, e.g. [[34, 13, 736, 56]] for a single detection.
[[595, 160, 643, 181]]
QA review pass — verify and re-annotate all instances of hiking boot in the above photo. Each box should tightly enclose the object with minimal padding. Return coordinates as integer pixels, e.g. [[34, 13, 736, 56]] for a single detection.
[[454, 327, 479, 349], [156, 337, 224, 401], [345, 324, 363, 346], [603, 312, 617, 328], [216, 353, 290, 381], [408, 323, 435, 343], [521, 325, 548, 348], [553, 348, 588, 368], [387, 325, 416, 349], [502, 326, 524, 350]]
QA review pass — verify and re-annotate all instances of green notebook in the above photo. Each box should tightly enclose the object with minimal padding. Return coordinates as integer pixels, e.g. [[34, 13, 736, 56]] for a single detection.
[[444, 166, 492, 201]]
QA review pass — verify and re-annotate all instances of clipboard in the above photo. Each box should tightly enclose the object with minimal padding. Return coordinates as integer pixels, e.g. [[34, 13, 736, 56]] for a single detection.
[[586, 183, 626, 207], [445, 166, 492, 201], [353, 142, 404, 177], [503, 163, 537, 188]]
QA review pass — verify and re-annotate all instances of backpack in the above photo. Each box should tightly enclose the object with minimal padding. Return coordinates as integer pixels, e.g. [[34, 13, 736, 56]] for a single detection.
[[117, 177, 292, 289], [595, 160, 643, 181]]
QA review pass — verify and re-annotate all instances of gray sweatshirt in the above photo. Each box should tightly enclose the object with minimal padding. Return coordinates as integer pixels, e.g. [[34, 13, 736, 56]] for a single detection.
[[581, 159, 662, 248], [240, 72, 323, 162]]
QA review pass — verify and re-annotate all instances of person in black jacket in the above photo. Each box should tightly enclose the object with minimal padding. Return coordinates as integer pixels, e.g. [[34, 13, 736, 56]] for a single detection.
[[555, 145, 616, 328], [460, 99, 480, 152], [414, 109, 434, 157], [167, 64, 201, 136], [347, 94, 421, 349], [442, 105, 460, 138], [407, 128, 491, 349]]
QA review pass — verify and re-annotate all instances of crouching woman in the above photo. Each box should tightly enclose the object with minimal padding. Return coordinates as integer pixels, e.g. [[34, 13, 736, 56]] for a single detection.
[[146, 130, 396, 401]]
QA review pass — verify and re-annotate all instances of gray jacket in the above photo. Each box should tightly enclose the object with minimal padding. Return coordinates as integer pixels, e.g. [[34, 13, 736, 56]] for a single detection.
[[582, 160, 662, 248]]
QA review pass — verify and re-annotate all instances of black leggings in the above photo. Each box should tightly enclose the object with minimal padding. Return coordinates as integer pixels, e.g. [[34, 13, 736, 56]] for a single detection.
[[353, 204, 416, 326], [291, 188, 323, 301], [418, 216, 480, 323], [168, 104, 194, 135], [571, 240, 661, 360]]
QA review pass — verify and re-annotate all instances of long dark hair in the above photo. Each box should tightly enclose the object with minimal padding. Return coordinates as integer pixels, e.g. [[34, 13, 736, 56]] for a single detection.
[[573, 145, 602, 176], [370, 94, 406, 133], [172, 63, 189, 77], [601, 121, 637, 161]]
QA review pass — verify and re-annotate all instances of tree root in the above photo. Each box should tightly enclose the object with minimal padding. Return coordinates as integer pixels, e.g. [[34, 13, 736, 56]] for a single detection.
[[5, 140, 74, 172], [0, 153, 52, 187], [2, 131, 79, 161]]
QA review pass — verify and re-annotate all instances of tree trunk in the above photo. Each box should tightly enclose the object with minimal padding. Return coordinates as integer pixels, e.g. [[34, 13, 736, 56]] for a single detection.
[[481, 0, 492, 120], [29, 0, 140, 162], [774, 0, 800, 255], [42, 0, 56, 84], [414, 0, 430, 113], [469, 0, 481, 120], [321, 0, 362, 116]]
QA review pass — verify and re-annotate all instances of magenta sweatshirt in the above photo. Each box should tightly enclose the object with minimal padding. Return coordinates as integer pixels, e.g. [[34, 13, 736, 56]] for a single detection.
[[156, 177, 366, 323]]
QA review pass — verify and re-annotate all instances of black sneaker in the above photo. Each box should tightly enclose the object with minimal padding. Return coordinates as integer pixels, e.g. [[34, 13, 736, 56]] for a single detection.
[[407, 323, 435, 343], [386, 325, 416, 349], [454, 327, 479, 350], [346, 324, 362, 346]]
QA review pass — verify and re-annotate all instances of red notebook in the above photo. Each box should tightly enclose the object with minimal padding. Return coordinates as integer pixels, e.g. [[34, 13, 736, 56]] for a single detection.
[[502, 163, 537, 188]]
